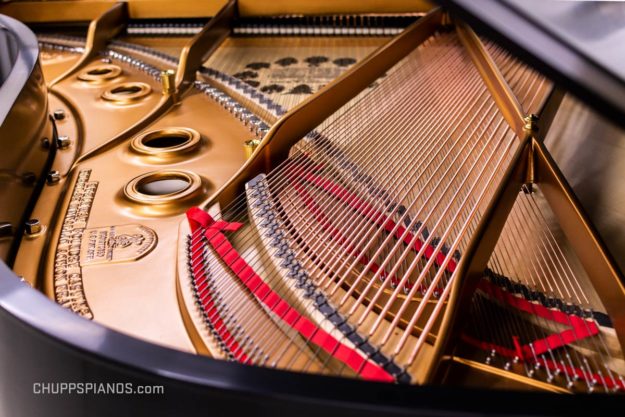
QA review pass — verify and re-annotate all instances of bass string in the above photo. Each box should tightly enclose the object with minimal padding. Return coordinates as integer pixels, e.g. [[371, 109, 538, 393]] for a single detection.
[[188, 33, 476, 370], [493, 203, 598, 390], [197, 34, 504, 368], [266, 37, 500, 348], [221, 33, 464, 368], [197, 33, 460, 318], [202, 32, 450, 225], [342, 49, 528, 348], [488, 191, 620, 391], [521, 191, 622, 389], [188, 231, 339, 374], [398, 128, 517, 363], [185, 32, 536, 374], [184, 33, 454, 368], [320, 47, 540, 352]]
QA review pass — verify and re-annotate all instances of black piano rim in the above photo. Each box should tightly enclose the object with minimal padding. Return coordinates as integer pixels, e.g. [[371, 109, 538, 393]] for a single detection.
[[2, 263, 624, 416]]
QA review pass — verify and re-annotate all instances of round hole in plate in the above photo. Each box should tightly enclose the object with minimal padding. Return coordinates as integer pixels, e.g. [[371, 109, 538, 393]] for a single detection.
[[88, 68, 112, 75], [102, 82, 151, 104], [124, 170, 203, 205], [137, 176, 190, 196], [131, 128, 201, 156], [77, 64, 122, 82], [111, 85, 142, 95], [143, 134, 187, 148]]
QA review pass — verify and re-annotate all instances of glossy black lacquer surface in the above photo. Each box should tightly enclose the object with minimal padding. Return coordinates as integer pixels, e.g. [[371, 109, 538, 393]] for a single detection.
[[2, 262, 625, 417]]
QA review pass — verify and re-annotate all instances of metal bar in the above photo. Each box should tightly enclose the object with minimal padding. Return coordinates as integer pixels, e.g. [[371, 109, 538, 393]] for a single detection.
[[438, 0, 625, 132], [175, 0, 236, 91], [534, 139, 625, 353], [534, 86, 565, 143], [456, 22, 526, 139], [0, 0, 226, 22], [440, 356, 569, 393], [237, 0, 433, 16], [430, 137, 530, 383], [70, 1, 236, 163], [204, 8, 444, 208], [73, 94, 174, 164], [48, 2, 128, 88]]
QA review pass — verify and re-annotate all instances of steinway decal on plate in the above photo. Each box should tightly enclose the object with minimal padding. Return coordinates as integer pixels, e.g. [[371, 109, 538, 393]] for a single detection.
[[81, 224, 157, 266], [54, 170, 157, 319]]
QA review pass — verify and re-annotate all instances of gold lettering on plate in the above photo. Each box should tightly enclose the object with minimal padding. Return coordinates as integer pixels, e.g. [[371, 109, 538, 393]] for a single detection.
[[54, 170, 97, 319], [54, 170, 157, 319], [81, 225, 157, 266]]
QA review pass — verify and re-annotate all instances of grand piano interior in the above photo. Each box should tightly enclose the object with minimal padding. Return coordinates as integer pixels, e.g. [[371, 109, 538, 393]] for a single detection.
[[1, 0, 625, 415]]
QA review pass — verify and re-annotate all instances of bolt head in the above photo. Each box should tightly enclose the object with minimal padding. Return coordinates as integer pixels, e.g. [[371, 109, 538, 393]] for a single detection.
[[56, 136, 71, 149], [47, 170, 61, 184], [22, 172, 37, 185], [24, 219, 42, 235], [0, 222, 13, 238], [53, 109, 66, 120]]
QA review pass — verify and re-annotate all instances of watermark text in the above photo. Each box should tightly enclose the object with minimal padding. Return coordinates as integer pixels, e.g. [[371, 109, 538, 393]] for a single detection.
[[33, 382, 164, 395]]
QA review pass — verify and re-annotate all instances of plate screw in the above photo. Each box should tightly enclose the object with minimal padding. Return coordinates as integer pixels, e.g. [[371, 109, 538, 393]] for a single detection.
[[53, 109, 66, 120], [24, 219, 42, 236], [0, 222, 13, 238], [22, 172, 37, 185], [57, 136, 71, 149], [47, 170, 61, 184]]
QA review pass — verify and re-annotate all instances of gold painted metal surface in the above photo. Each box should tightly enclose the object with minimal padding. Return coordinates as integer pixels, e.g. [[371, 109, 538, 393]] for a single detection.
[[175, 0, 236, 90], [53, 55, 166, 159], [455, 22, 525, 139], [77, 63, 123, 82], [31, 84, 251, 349], [3, 0, 625, 394], [48, 2, 128, 87], [101, 81, 152, 103], [39, 49, 82, 82], [130, 127, 201, 157], [0, 0, 227, 22], [431, 140, 530, 383], [123, 170, 204, 205], [443, 357, 569, 393], [205, 8, 443, 209], [534, 139, 625, 352], [237, 0, 433, 17]]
